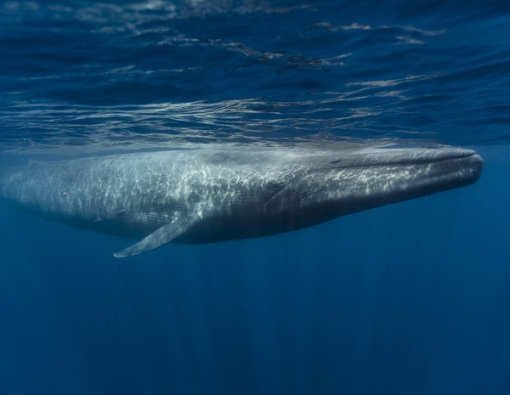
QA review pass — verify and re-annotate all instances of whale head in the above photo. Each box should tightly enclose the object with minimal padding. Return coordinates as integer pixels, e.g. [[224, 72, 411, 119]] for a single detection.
[[277, 147, 483, 227]]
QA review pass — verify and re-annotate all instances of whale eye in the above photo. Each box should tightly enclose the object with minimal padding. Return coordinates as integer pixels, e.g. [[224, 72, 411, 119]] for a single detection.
[[330, 159, 342, 164]]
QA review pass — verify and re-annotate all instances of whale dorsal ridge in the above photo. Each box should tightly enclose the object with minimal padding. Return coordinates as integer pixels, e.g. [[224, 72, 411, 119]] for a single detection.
[[113, 214, 196, 258]]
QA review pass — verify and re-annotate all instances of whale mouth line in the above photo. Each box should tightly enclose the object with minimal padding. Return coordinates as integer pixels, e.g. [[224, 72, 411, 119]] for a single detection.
[[390, 150, 477, 166], [329, 149, 477, 169]]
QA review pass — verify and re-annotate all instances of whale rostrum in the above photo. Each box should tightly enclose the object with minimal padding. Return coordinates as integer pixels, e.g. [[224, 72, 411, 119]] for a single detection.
[[0, 146, 483, 257]]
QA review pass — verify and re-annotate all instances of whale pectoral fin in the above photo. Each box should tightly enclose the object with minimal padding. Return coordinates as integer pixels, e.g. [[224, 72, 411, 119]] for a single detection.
[[113, 215, 196, 258]]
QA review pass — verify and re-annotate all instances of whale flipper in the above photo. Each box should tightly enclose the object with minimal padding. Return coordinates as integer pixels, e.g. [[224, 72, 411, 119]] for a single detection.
[[113, 214, 196, 258]]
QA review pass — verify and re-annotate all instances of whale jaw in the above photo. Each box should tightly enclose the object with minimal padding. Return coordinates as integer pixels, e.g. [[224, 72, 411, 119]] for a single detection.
[[274, 148, 484, 234]]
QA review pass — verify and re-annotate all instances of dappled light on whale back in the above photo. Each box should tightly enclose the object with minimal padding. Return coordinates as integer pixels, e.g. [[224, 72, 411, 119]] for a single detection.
[[0, 145, 483, 258]]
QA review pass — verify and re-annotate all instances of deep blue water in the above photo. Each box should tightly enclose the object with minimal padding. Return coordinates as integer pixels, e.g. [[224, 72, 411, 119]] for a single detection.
[[1, 0, 510, 394]]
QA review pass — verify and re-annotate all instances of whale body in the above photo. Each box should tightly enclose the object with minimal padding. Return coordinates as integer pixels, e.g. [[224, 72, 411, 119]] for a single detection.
[[0, 146, 483, 257]]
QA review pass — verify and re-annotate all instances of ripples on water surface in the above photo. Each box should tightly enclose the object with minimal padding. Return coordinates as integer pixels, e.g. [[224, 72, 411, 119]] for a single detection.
[[1, 0, 509, 155]]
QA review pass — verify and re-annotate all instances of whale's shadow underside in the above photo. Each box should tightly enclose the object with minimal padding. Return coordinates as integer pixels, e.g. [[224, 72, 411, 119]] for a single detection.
[[0, 146, 483, 257]]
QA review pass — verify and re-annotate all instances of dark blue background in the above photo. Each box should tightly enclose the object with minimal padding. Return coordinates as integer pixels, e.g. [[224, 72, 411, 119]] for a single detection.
[[1, 0, 510, 394]]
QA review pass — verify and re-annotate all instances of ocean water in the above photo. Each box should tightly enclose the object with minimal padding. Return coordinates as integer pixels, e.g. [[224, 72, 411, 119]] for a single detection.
[[0, 1, 510, 394]]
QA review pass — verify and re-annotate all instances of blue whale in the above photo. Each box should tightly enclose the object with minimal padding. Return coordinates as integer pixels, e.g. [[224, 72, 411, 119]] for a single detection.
[[0, 146, 483, 257]]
